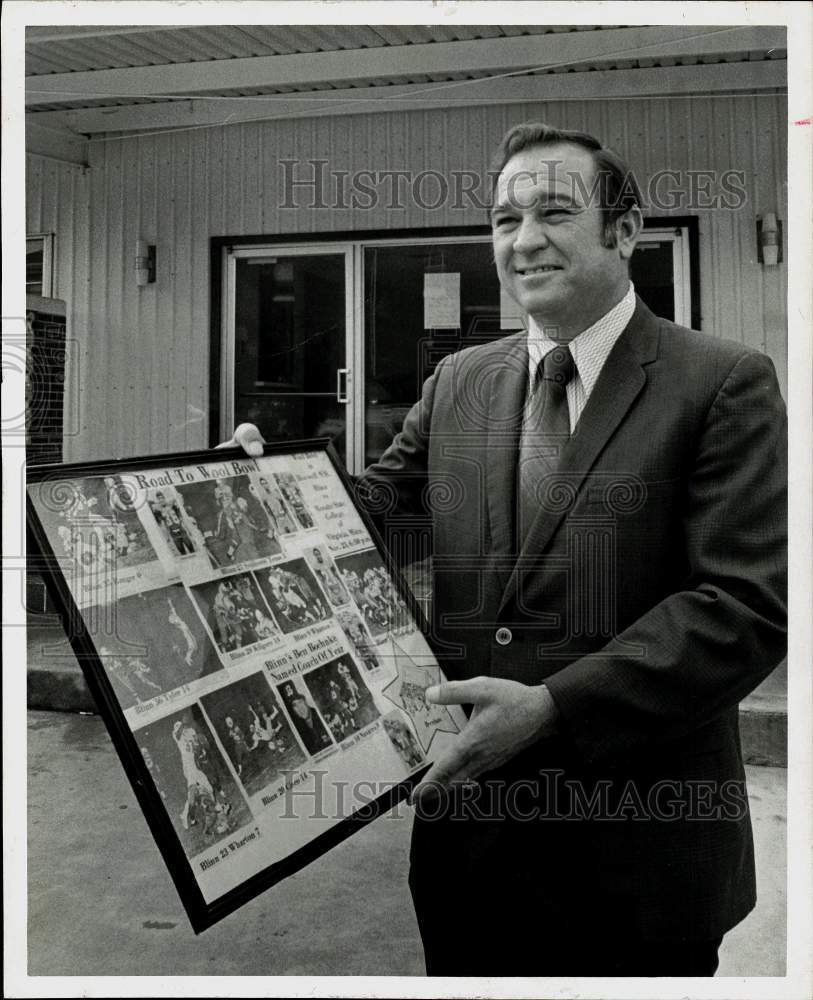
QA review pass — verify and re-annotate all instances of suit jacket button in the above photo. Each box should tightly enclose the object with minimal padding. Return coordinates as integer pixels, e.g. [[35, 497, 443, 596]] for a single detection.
[[495, 627, 513, 646]]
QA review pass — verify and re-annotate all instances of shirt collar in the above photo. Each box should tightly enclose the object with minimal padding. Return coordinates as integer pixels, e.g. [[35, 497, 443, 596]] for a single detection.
[[527, 282, 636, 397]]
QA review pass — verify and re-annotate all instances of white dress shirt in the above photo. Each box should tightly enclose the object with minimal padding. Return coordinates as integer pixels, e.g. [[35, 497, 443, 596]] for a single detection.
[[526, 282, 637, 432]]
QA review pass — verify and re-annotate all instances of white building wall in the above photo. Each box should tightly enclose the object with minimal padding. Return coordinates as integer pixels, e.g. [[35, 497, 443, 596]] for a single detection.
[[27, 96, 788, 461]]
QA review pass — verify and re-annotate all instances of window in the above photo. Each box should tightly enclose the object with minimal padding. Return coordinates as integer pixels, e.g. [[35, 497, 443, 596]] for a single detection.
[[631, 225, 694, 326], [26, 234, 54, 297]]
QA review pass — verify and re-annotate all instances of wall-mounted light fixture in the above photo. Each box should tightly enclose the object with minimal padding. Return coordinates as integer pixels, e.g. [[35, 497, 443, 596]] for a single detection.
[[135, 240, 156, 286], [756, 213, 782, 267]]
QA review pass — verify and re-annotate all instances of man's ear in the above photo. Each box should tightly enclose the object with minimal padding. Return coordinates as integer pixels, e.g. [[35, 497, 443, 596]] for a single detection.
[[615, 206, 643, 260]]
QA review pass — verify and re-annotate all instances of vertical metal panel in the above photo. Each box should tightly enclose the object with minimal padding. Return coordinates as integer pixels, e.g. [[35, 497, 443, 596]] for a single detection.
[[153, 130, 176, 454], [168, 129, 190, 454], [189, 127, 211, 449], [756, 94, 788, 397], [86, 139, 110, 458], [139, 133, 159, 454], [27, 94, 788, 460], [109, 138, 128, 459]]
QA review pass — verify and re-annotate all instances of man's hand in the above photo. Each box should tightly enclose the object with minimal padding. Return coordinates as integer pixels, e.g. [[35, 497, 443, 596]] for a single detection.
[[408, 677, 560, 805], [216, 422, 265, 457]]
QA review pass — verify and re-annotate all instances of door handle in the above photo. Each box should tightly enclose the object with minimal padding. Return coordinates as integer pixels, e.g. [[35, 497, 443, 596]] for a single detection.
[[336, 368, 349, 404]]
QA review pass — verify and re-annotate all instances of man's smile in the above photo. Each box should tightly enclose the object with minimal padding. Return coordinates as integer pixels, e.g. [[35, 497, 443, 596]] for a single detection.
[[514, 264, 563, 276]]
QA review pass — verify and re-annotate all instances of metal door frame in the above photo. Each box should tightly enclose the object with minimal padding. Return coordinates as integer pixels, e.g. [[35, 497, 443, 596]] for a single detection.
[[222, 243, 356, 467], [636, 225, 692, 326], [223, 234, 492, 474]]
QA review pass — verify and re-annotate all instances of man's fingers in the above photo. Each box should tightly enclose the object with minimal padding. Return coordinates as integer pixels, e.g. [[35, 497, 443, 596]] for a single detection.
[[233, 422, 266, 456], [425, 677, 492, 707], [408, 744, 473, 804], [409, 771, 477, 807], [216, 422, 266, 456]]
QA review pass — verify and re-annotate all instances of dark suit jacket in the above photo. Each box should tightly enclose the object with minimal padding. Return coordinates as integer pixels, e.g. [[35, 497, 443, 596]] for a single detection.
[[362, 298, 787, 940]]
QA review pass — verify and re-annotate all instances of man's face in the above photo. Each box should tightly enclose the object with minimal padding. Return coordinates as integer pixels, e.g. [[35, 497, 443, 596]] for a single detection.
[[491, 142, 639, 339]]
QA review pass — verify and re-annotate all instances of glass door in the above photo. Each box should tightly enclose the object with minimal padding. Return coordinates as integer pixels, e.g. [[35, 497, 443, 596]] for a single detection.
[[222, 246, 354, 464], [361, 238, 502, 467]]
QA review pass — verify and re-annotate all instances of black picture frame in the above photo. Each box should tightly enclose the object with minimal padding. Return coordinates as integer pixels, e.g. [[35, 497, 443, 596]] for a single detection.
[[26, 439, 462, 933]]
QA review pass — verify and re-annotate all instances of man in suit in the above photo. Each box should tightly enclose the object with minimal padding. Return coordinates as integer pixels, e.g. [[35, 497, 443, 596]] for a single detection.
[[226, 122, 786, 976]]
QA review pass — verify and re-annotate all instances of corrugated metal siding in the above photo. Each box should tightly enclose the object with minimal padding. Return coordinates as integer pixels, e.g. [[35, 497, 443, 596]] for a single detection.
[[27, 96, 787, 461], [25, 153, 91, 463], [25, 24, 586, 76]]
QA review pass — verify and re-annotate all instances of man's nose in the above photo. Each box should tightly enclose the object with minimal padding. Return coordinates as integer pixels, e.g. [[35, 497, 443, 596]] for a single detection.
[[512, 215, 550, 255]]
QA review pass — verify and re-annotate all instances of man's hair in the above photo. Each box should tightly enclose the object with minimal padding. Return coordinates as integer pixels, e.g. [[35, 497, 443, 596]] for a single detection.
[[490, 121, 643, 248]]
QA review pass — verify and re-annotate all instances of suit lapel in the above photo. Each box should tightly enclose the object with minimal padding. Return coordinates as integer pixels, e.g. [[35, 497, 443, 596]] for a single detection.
[[484, 332, 528, 591], [500, 299, 661, 610]]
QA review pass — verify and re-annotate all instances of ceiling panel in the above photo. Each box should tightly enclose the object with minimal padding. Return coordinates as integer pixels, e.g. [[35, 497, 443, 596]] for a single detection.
[[25, 24, 565, 75], [24, 25, 786, 119]]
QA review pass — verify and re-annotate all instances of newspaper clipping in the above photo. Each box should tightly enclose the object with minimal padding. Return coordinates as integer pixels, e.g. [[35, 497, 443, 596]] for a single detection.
[[29, 449, 465, 905]]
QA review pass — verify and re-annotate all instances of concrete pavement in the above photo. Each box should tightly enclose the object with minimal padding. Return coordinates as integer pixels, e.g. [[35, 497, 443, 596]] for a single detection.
[[25, 709, 786, 978]]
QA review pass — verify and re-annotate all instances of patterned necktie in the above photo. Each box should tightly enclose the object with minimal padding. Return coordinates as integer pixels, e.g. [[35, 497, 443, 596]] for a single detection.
[[517, 345, 576, 547]]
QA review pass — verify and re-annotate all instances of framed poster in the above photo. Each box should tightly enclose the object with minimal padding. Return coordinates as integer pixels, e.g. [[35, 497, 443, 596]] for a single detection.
[[26, 440, 466, 932]]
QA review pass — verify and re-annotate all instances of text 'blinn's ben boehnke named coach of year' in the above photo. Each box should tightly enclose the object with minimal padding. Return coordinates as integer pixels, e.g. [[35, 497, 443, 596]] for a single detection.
[[227, 122, 787, 977]]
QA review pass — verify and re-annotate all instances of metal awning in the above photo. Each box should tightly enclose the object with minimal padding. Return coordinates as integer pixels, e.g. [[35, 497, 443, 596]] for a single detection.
[[24, 23, 787, 152]]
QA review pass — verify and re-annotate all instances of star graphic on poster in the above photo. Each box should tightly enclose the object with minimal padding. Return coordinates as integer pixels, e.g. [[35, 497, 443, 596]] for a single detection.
[[381, 638, 460, 753]]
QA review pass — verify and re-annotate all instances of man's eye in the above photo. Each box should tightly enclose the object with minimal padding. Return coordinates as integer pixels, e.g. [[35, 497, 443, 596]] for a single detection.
[[492, 215, 517, 228], [541, 208, 571, 221]]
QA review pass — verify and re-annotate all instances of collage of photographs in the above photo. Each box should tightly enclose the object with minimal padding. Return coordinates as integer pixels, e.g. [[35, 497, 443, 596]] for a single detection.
[[29, 451, 438, 875]]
